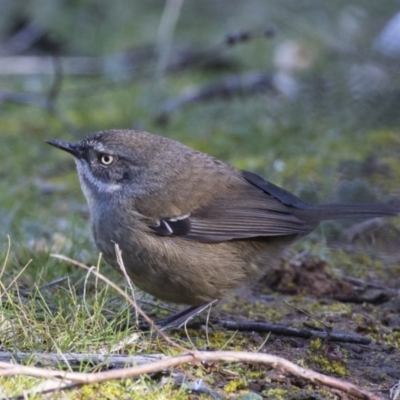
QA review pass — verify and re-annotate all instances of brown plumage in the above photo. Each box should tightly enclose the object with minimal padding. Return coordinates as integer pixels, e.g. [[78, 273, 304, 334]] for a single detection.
[[46, 130, 399, 308]]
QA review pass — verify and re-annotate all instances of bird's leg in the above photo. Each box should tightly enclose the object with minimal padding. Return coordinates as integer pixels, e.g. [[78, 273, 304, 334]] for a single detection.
[[160, 300, 218, 329]]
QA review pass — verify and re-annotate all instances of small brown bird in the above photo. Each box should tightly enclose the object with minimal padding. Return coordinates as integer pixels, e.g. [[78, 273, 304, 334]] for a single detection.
[[47, 130, 399, 324]]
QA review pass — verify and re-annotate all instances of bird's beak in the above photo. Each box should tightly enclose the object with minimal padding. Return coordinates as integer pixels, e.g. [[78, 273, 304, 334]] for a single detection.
[[46, 139, 81, 157]]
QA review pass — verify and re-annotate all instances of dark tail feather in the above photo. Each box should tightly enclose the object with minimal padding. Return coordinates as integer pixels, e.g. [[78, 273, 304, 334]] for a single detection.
[[298, 203, 400, 223]]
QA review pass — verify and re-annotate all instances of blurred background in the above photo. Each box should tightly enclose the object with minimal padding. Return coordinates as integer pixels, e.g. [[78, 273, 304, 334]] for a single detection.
[[1, 0, 400, 282]]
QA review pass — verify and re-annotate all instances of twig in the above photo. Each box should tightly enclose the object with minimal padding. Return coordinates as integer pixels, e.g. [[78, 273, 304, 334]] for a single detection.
[[35, 276, 69, 290], [0, 56, 102, 75], [113, 243, 139, 326], [0, 350, 383, 400], [332, 291, 393, 305], [0, 21, 44, 55], [156, 71, 274, 124], [0, 90, 48, 108], [284, 301, 332, 331], [0, 351, 163, 369], [220, 321, 371, 345]]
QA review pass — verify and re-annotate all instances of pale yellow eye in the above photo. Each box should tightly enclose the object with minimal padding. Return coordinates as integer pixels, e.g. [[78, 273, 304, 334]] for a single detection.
[[99, 154, 114, 165]]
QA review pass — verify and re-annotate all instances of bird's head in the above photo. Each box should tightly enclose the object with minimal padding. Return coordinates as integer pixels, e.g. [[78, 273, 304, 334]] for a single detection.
[[46, 129, 189, 202]]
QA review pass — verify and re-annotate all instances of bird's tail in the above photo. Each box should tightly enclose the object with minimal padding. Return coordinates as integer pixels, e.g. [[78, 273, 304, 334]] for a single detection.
[[298, 202, 400, 224]]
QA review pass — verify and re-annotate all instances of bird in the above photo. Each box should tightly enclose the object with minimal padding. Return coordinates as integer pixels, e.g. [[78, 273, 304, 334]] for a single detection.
[[46, 130, 399, 325]]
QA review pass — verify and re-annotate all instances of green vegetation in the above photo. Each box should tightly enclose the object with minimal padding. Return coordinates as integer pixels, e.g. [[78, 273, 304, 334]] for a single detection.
[[1, 1, 400, 398]]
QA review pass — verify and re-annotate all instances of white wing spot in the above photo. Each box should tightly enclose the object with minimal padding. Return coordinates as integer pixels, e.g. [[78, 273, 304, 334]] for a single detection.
[[162, 220, 173, 234], [168, 213, 190, 222]]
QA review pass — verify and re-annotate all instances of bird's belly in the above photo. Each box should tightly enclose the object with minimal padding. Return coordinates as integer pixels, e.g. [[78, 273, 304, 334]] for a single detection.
[[94, 223, 296, 305]]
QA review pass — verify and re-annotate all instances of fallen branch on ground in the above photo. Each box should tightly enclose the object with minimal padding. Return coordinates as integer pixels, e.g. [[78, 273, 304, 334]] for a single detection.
[[0, 350, 383, 400], [220, 320, 371, 344], [0, 351, 163, 369]]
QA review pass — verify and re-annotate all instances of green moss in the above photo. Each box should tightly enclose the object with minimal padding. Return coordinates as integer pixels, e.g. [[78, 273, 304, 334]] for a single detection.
[[224, 378, 248, 393], [310, 355, 348, 376], [261, 388, 292, 400], [307, 339, 348, 377]]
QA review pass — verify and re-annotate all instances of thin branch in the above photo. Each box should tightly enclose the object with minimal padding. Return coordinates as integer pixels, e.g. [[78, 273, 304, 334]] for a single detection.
[[114, 243, 139, 326], [220, 321, 371, 345], [156, 71, 274, 124], [0, 351, 163, 369], [284, 301, 332, 330], [0, 350, 383, 400], [0, 56, 102, 75]]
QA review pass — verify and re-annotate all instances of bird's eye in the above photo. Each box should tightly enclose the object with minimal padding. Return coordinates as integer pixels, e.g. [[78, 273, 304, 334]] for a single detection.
[[99, 154, 114, 165]]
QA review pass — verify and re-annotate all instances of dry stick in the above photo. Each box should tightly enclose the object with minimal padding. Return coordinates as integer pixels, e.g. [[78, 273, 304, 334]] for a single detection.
[[0, 352, 163, 369], [50, 254, 187, 353], [220, 321, 370, 345], [0, 28, 271, 76], [284, 301, 331, 330], [157, 71, 274, 123], [113, 243, 139, 326], [0, 351, 382, 400]]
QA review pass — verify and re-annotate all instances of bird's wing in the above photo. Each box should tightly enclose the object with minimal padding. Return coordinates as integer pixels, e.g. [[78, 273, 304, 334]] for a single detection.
[[150, 170, 314, 243]]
